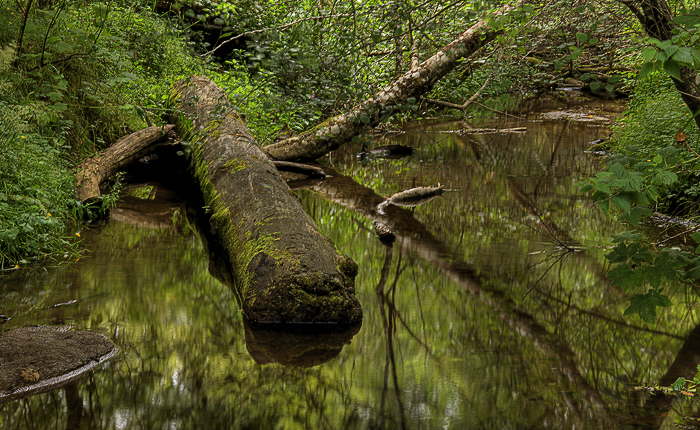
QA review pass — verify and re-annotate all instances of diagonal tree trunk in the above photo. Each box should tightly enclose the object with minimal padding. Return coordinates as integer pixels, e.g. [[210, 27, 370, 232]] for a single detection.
[[263, 2, 523, 161]]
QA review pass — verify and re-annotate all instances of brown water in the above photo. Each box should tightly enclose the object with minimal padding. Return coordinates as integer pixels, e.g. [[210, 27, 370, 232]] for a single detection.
[[2, 110, 699, 429]]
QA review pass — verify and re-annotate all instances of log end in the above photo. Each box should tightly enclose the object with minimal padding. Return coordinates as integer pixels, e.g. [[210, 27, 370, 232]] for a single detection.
[[244, 255, 362, 327]]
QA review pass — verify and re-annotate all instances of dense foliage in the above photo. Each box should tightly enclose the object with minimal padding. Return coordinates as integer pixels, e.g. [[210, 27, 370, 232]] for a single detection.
[[1, 0, 700, 325]]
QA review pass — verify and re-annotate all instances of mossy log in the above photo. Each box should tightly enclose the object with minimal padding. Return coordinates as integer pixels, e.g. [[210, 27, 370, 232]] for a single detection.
[[75, 125, 176, 201], [172, 76, 361, 326]]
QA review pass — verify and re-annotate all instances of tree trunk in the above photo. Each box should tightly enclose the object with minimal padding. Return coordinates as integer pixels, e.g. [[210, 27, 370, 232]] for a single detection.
[[263, 3, 520, 161], [620, 0, 700, 129], [75, 125, 176, 201], [171, 76, 362, 326]]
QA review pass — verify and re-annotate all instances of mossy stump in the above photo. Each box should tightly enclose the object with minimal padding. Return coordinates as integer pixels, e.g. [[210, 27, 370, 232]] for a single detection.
[[172, 76, 362, 326]]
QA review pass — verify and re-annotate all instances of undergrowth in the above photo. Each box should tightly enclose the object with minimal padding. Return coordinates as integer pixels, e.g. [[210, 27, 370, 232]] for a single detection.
[[0, 1, 207, 268], [608, 71, 700, 215], [0, 107, 77, 269]]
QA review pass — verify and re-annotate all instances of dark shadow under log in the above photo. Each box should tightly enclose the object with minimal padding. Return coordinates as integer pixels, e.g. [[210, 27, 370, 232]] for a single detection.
[[172, 76, 362, 326]]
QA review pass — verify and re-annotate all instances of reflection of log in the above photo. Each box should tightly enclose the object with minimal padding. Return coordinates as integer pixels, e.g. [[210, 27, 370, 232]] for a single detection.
[[305, 173, 612, 421], [75, 125, 176, 201], [172, 76, 361, 326], [507, 177, 576, 246], [244, 323, 360, 367], [263, 3, 521, 161], [0, 327, 116, 403], [109, 195, 181, 230]]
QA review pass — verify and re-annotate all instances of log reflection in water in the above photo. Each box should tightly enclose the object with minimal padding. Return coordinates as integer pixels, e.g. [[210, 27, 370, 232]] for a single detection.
[[632, 324, 700, 429], [243, 323, 360, 367], [305, 171, 612, 423]]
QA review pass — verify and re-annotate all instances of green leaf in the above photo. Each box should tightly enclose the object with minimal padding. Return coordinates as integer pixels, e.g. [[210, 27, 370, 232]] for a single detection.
[[673, 377, 687, 391], [674, 12, 700, 27], [664, 45, 679, 58], [624, 291, 671, 323], [692, 48, 700, 67], [639, 62, 657, 79], [673, 47, 695, 66], [653, 170, 678, 186], [641, 47, 657, 62], [686, 261, 700, 279], [612, 195, 632, 214], [664, 60, 682, 80], [627, 206, 653, 225]]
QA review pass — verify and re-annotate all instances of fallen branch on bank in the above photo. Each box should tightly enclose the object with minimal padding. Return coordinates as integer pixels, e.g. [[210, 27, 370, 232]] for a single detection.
[[75, 125, 176, 201]]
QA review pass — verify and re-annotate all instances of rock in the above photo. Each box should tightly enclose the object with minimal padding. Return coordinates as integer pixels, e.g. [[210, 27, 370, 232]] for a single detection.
[[0, 326, 117, 402]]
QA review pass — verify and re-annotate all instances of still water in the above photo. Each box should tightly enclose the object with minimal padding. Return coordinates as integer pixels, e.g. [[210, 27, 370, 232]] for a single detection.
[[2, 109, 699, 429]]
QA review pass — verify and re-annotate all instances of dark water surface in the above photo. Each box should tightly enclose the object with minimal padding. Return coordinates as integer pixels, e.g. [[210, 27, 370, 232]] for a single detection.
[[2, 111, 699, 429]]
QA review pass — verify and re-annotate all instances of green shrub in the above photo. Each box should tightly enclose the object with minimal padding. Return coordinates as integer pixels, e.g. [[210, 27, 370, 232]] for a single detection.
[[609, 71, 700, 214], [0, 106, 77, 269]]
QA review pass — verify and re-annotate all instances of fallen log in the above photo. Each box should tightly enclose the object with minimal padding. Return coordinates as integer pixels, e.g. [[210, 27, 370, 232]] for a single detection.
[[172, 76, 362, 326], [75, 125, 176, 201], [263, 2, 523, 161]]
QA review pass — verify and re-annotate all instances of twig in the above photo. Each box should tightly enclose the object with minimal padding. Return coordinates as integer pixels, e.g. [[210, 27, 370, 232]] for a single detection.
[[424, 76, 491, 110]]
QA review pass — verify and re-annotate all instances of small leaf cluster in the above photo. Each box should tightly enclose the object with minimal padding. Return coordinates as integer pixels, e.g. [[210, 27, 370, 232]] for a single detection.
[[581, 149, 700, 322], [604, 231, 699, 322], [639, 7, 700, 80], [581, 153, 678, 225]]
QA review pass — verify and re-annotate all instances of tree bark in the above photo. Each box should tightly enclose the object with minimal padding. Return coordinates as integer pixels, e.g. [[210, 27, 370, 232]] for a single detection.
[[620, 0, 700, 129], [171, 76, 362, 326], [263, 3, 520, 161], [75, 125, 176, 201]]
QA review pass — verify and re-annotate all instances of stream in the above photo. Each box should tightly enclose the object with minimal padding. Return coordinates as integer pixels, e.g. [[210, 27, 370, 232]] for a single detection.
[[2, 102, 699, 429]]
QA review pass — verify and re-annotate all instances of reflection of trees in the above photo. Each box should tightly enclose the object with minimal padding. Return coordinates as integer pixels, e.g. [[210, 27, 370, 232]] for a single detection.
[[0, 200, 362, 429], [375, 246, 408, 429], [303, 169, 700, 428], [455, 132, 628, 300], [306, 172, 613, 424]]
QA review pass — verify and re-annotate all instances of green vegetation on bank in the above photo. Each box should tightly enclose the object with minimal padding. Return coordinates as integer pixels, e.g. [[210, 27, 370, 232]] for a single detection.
[[0, 1, 206, 268]]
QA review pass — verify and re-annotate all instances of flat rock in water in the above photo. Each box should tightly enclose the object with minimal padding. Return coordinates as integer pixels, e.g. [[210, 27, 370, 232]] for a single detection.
[[0, 326, 116, 402]]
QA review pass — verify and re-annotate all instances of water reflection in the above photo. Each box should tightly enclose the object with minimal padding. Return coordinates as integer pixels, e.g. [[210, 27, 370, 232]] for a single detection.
[[1, 111, 700, 428]]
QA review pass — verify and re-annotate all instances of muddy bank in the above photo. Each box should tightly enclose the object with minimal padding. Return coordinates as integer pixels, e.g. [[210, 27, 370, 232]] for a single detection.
[[0, 326, 116, 402]]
